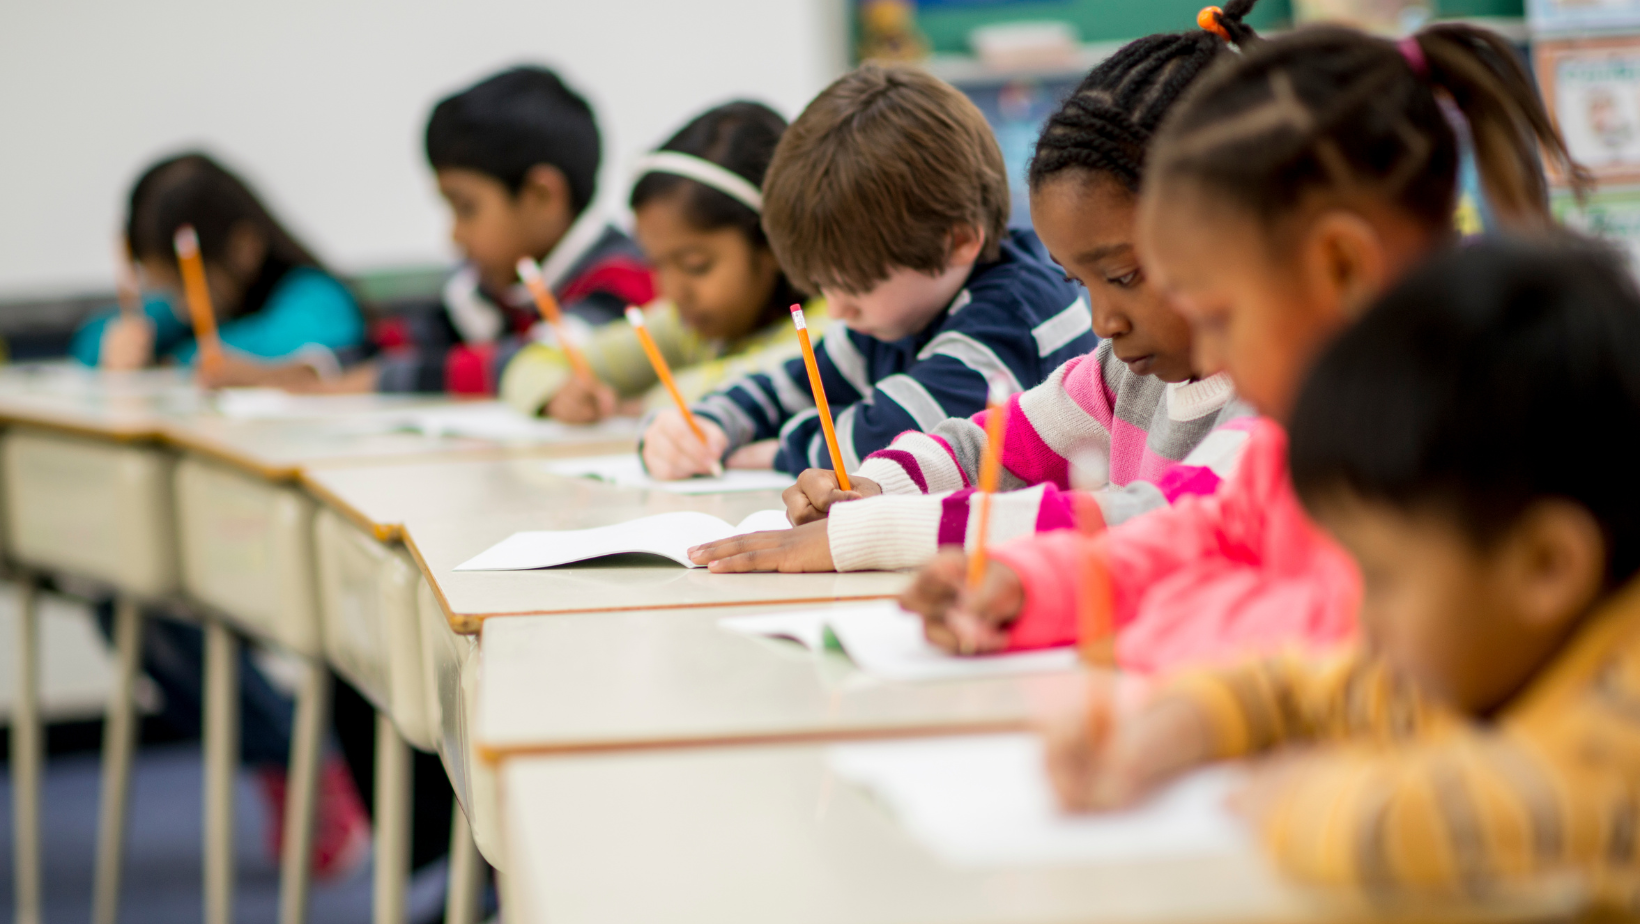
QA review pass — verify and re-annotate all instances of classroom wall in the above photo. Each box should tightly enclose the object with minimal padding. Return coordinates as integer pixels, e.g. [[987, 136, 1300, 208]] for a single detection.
[[0, 0, 848, 300]]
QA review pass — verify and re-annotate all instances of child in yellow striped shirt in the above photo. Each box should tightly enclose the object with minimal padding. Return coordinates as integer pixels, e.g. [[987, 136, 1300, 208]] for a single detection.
[[500, 101, 824, 447], [1046, 238, 1640, 910]]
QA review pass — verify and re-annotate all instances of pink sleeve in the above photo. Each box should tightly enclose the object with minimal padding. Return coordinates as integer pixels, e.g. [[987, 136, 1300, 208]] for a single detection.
[[989, 530, 1093, 650]]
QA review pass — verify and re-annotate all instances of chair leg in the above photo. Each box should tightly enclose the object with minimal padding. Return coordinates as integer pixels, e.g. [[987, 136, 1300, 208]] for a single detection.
[[203, 620, 240, 924], [92, 595, 143, 924], [373, 713, 412, 924], [10, 576, 43, 924], [278, 659, 330, 924], [445, 798, 486, 924]]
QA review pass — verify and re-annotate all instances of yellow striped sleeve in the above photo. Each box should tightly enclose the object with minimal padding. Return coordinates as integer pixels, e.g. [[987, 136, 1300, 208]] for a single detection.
[[499, 302, 714, 415]]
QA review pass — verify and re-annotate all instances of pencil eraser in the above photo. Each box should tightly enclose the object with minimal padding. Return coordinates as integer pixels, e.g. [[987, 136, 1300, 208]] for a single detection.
[[174, 225, 199, 257], [516, 257, 542, 285], [624, 305, 646, 328], [789, 303, 806, 330]]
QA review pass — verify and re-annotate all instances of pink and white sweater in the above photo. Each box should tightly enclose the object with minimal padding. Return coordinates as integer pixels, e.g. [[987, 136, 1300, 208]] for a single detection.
[[826, 341, 1251, 571]]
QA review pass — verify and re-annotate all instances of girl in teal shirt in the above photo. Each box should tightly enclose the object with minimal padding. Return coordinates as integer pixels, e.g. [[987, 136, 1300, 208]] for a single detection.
[[71, 152, 365, 384]]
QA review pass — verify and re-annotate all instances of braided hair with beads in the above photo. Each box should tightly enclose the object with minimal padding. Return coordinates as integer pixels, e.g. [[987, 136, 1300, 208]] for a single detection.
[[1027, 0, 1259, 195]]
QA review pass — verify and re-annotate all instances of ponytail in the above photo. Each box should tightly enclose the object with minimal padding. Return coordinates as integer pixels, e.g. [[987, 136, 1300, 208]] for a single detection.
[[1414, 24, 1588, 227]]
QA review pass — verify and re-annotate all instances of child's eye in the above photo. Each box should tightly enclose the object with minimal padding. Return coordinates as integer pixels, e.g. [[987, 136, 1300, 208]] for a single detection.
[[681, 260, 713, 277], [1105, 269, 1142, 289], [1061, 274, 1085, 288]]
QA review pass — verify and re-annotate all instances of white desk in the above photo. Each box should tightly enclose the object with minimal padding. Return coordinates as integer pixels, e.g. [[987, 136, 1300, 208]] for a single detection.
[[499, 743, 1587, 924]]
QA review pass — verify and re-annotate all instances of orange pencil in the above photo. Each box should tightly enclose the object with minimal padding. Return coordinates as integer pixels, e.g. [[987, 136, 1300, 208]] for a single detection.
[[966, 378, 1011, 592], [115, 240, 143, 321], [173, 225, 223, 370], [789, 304, 850, 491], [626, 306, 722, 477], [516, 257, 595, 382]]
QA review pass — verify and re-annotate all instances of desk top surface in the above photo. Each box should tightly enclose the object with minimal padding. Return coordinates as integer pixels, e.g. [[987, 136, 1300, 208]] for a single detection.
[[499, 742, 1583, 924], [475, 603, 1072, 757]]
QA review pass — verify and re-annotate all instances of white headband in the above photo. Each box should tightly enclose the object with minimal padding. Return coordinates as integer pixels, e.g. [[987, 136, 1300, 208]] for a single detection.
[[631, 151, 763, 213]]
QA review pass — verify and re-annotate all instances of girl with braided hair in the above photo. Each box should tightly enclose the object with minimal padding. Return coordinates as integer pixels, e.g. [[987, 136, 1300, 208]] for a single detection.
[[689, 5, 1261, 574], [900, 16, 1581, 671]]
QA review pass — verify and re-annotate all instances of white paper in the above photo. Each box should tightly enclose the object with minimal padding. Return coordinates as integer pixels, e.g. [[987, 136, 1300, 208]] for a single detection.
[[828, 734, 1249, 868], [542, 453, 795, 494], [453, 508, 791, 571], [214, 389, 425, 421], [404, 402, 642, 443], [719, 601, 1078, 682]]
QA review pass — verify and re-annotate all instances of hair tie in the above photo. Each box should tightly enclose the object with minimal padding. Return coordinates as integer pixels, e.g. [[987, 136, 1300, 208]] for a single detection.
[[1398, 36, 1429, 79], [631, 151, 763, 213], [1197, 6, 1231, 41]]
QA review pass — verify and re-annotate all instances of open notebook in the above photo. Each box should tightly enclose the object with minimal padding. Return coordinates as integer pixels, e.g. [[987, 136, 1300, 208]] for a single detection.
[[828, 733, 1249, 868], [542, 453, 796, 495], [454, 509, 792, 571], [719, 601, 1078, 682]]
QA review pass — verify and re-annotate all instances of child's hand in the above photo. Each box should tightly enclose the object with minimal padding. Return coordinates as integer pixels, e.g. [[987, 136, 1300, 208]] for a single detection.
[[1227, 748, 1314, 827], [898, 548, 1023, 655], [641, 411, 729, 480], [1045, 693, 1218, 812], [688, 519, 834, 572], [194, 354, 318, 391], [785, 469, 882, 525], [546, 375, 617, 423], [100, 316, 155, 370], [727, 439, 780, 471]]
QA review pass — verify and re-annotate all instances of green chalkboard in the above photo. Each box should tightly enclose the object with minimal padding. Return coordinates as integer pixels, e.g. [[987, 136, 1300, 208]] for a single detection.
[[873, 0, 1523, 58]]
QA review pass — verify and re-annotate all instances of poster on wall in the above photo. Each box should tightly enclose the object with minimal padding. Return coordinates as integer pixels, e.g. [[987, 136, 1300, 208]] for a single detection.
[[1556, 185, 1640, 273], [1528, 0, 1640, 35], [1536, 37, 1640, 185]]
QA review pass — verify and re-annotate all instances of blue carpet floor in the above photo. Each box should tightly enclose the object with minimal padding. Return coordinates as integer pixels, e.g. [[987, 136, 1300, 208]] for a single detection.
[[1, 742, 449, 924]]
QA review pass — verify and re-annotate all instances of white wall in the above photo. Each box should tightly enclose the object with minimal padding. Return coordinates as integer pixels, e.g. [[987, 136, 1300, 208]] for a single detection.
[[0, 0, 847, 299]]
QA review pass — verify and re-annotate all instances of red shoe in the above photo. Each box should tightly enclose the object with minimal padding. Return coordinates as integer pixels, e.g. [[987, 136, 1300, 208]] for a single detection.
[[256, 755, 372, 881]]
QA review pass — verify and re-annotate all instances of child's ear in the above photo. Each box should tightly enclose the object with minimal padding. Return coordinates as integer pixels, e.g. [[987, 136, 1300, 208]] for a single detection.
[[1500, 500, 1607, 633], [518, 164, 572, 216], [225, 222, 268, 280], [1302, 210, 1389, 321], [946, 224, 986, 268]]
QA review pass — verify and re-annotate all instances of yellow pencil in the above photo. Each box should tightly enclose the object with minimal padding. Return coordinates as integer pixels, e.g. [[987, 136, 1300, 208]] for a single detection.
[[173, 225, 223, 370], [966, 379, 1011, 592], [626, 306, 722, 477], [115, 240, 143, 321], [516, 257, 595, 382], [789, 304, 851, 491]]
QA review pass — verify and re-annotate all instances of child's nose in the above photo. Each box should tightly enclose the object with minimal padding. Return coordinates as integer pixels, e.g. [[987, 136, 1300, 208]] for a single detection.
[[1090, 307, 1129, 340]]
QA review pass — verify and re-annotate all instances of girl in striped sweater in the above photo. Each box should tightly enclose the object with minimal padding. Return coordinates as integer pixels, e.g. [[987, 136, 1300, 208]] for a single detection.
[[688, 20, 1257, 574]]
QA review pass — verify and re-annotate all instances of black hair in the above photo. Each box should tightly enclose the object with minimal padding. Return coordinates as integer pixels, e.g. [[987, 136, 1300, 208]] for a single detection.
[[631, 101, 786, 248], [1151, 21, 1584, 234], [125, 152, 325, 319], [1027, 0, 1257, 194], [631, 101, 802, 325], [1290, 236, 1640, 587], [425, 65, 600, 214]]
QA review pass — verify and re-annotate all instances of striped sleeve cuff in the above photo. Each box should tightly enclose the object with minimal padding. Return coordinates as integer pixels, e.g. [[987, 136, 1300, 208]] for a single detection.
[[857, 454, 926, 496], [827, 495, 943, 571]]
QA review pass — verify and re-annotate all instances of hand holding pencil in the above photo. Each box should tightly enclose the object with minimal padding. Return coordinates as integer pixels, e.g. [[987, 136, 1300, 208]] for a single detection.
[[632, 306, 728, 479], [100, 241, 155, 370]]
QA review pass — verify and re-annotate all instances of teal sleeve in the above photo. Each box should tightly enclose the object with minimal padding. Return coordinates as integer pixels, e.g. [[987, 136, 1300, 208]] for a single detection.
[[170, 268, 366, 365], [69, 298, 189, 366]]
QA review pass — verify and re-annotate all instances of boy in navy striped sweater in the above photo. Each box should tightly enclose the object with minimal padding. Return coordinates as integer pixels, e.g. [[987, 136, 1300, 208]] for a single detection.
[[641, 64, 1094, 479]]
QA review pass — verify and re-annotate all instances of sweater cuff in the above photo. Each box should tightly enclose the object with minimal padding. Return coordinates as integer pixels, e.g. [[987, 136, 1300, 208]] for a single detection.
[[989, 531, 1088, 651], [498, 347, 571, 416], [828, 495, 942, 571], [857, 455, 924, 496]]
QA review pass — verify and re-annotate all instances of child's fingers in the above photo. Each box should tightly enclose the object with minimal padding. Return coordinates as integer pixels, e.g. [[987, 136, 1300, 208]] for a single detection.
[[643, 413, 716, 480], [1042, 711, 1096, 811], [697, 521, 834, 573], [788, 469, 842, 524], [945, 606, 1012, 655]]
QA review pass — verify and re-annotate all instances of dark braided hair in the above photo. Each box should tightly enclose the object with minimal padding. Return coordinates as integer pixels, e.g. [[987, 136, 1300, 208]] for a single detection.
[[1150, 22, 1587, 233], [1028, 0, 1258, 194]]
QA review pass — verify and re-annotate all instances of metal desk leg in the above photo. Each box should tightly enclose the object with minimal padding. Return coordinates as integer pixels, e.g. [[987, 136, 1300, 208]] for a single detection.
[[93, 596, 142, 924], [373, 714, 411, 924], [445, 799, 485, 924], [10, 576, 42, 924], [277, 660, 330, 924], [203, 620, 240, 924]]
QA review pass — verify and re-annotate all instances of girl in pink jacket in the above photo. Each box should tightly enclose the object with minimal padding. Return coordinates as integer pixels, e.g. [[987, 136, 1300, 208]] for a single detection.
[[900, 17, 1582, 672]]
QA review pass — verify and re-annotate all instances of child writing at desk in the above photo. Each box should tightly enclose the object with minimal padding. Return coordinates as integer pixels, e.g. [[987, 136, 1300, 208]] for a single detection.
[[689, 9, 1262, 573], [899, 18, 1581, 673], [70, 152, 366, 384], [640, 64, 1095, 478], [500, 101, 824, 421], [1050, 238, 1640, 908]]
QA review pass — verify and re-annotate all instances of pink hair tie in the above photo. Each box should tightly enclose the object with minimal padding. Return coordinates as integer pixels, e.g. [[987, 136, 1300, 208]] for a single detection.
[[1398, 36, 1429, 79]]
